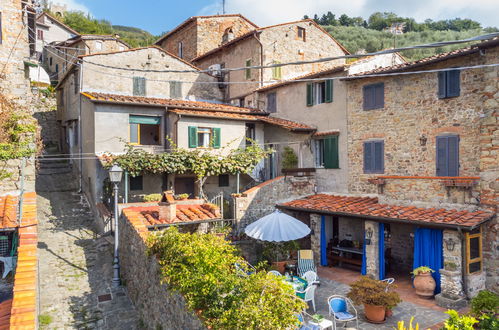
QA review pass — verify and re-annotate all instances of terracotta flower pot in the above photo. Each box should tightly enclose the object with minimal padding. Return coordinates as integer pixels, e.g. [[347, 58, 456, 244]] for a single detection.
[[364, 304, 386, 323], [271, 261, 287, 274], [385, 308, 393, 318], [413, 272, 436, 298]]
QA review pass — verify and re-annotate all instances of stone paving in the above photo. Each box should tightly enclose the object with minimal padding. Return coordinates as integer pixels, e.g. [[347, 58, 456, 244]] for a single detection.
[[36, 159, 139, 329], [309, 277, 448, 329]]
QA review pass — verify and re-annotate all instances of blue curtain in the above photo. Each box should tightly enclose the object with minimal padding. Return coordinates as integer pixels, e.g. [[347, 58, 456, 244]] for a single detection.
[[361, 231, 367, 275], [413, 228, 443, 294], [379, 223, 385, 280], [320, 216, 328, 266]]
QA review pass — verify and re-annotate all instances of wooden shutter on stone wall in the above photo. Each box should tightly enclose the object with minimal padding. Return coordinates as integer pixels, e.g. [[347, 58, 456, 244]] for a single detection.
[[437, 72, 446, 98], [446, 70, 461, 98], [133, 77, 146, 96], [188, 126, 197, 148], [324, 136, 339, 169], [363, 142, 372, 173], [374, 141, 384, 173], [436, 135, 459, 176]]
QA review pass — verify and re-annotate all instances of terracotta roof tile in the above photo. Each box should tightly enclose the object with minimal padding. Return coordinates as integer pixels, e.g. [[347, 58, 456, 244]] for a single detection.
[[313, 130, 340, 137], [260, 116, 315, 131], [125, 203, 220, 226], [279, 194, 494, 228], [0, 194, 18, 229]]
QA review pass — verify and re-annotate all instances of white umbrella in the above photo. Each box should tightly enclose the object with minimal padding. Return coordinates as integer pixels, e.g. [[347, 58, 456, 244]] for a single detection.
[[244, 210, 311, 242]]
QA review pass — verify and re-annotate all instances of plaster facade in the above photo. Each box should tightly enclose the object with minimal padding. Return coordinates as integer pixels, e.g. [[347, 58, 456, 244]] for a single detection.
[[35, 12, 77, 58]]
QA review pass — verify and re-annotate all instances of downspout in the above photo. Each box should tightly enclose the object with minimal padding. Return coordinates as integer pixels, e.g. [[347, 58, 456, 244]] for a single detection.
[[172, 112, 181, 191], [78, 61, 83, 193], [252, 32, 264, 88], [457, 227, 468, 297]]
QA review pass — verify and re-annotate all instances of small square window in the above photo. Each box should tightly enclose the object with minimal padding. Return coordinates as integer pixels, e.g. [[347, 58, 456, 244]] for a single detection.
[[197, 128, 212, 148], [245, 59, 252, 79], [95, 41, 102, 51], [297, 27, 306, 41], [130, 175, 143, 191], [219, 175, 229, 187]]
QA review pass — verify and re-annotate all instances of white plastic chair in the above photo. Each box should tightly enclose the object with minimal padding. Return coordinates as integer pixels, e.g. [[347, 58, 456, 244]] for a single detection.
[[302, 270, 319, 285], [297, 284, 317, 312], [0, 256, 16, 278], [268, 270, 282, 276], [381, 277, 395, 292], [327, 295, 358, 330]]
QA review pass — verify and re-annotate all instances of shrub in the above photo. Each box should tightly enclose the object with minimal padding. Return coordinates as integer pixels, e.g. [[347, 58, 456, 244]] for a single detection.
[[143, 193, 162, 202], [174, 193, 189, 200], [442, 310, 478, 330], [396, 317, 420, 330], [347, 276, 401, 309], [471, 290, 499, 316], [147, 227, 306, 328], [281, 146, 298, 169]]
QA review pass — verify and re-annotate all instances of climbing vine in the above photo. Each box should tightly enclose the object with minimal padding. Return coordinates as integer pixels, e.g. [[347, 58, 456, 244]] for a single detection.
[[102, 139, 273, 178]]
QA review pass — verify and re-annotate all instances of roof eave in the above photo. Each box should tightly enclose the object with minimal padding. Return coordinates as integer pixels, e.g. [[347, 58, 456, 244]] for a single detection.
[[276, 204, 494, 231]]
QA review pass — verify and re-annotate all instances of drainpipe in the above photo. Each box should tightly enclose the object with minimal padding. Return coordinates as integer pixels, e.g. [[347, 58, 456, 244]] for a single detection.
[[173, 112, 181, 146], [457, 227, 468, 297], [18, 158, 26, 226], [252, 32, 264, 88], [78, 61, 83, 193]]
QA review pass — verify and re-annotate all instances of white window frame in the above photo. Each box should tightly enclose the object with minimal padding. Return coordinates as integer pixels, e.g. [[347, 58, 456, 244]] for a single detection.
[[313, 82, 326, 105], [197, 127, 212, 148], [314, 139, 325, 168], [95, 40, 103, 51]]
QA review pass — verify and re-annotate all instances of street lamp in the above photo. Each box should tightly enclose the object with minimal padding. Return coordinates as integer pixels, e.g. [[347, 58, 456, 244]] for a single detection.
[[109, 164, 123, 288]]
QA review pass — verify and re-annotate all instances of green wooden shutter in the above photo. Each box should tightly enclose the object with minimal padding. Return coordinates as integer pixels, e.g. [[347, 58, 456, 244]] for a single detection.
[[325, 79, 333, 103], [212, 127, 221, 148], [306, 83, 313, 106], [188, 126, 197, 148], [323, 136, 339, 169]]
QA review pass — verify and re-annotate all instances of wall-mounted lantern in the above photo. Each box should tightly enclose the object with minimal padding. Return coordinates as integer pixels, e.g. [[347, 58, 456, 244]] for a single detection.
[[365, 227, 373, 245], [444, 237, 456, 252]]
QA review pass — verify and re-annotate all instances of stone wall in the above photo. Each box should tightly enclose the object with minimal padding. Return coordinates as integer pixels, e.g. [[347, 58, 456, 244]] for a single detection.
[[364, 220, 380, 278], [0, 157, 36, 194], [233, 175, 316, 229], [387, 223, 415, 272], [440, 230, 465, 299], [119, 208, 205, 329]]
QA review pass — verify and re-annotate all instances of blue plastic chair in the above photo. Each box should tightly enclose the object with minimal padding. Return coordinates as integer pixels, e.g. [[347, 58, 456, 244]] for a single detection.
[[296, 312, 321, 330], [327, 295, 359, 330]]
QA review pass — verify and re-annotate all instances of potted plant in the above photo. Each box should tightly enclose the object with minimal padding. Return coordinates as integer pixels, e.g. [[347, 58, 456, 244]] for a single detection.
[[262, 241, 299, 274], [347, 276, 401, 323], [174, 193, 189, 200], [411, 266, 436, 298]]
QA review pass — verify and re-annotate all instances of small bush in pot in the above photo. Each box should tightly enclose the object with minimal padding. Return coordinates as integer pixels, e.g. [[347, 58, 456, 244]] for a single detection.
[[347, 276, 401, 323], [174, 193, 189, 200], [411, 266, 436, 298], [143, 193, 162, 202]]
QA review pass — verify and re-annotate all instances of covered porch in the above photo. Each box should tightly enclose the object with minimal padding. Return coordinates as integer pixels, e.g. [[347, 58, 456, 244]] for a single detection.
[[278, 194, 494, 308]]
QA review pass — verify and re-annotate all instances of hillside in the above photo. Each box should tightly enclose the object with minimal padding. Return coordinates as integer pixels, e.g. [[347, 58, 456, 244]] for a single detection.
[[112, 25, 158, 48], [325, 26, 487, 61]]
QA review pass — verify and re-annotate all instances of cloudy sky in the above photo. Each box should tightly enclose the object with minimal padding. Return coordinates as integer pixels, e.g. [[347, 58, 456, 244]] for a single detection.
[[54, 0, 498, 35]]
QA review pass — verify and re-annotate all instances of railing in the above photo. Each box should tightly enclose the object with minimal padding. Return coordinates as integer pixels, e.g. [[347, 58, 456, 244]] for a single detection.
[[209, 192, 224, 219]]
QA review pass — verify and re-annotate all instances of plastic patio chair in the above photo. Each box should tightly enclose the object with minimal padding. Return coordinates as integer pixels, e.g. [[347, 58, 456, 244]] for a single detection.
[[234, 261, 256, 277], [296, 312, 321, 330], [296, 284, 317, 312], [268, 270, 282, 276], [381, 277, 395, 292], [302, 270, 319, 285], [327, 295, 359, 330], [0, 256, 16, 278], [298, 250, 317, 277]]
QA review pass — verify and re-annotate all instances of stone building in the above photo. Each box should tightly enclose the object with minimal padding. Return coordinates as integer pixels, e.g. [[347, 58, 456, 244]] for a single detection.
[[155, 14, 258, 62], [252, 53, 405, 190], [35, 11, 79, 62], [191, 19, 349, 103], [278, 38, 499, 303], [44, 34, 130, 83]]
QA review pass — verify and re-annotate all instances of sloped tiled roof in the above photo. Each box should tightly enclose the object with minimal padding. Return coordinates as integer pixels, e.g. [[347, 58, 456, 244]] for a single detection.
[[279, 194, 494, 229], [0, 299, 12, 329], [313, 130, 340, 137], [82, 92, 314, 132], [124, 204, 220, 226], [345, 37, 499, 79], [36, 12, 80, 35]]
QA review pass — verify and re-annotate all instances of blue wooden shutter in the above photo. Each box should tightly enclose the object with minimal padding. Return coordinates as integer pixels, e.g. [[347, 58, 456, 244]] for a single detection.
[[212, 127, 221, 148], [437, 72, 446, 98], [436, 136, 447, 176], [306, 83, 313, 106], [363, 85, 371, 110], [364, 142, 372, 173], [325, 79, 333, 103], [447, 135, 459, 176], [188, 126, 197, 148], [374, 141, 384, 173], [133, 77, 146, 96], [375, 83, 384, 109], [446, 70, 460, 97]]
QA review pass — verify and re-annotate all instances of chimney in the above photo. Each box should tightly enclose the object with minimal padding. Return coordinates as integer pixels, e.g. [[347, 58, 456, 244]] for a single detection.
[[158, 191, 176, 223]]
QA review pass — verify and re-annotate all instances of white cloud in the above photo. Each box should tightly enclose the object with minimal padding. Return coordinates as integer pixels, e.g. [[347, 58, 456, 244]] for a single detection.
[[199, 0, 499, 28], [49, 0, 90, 14]]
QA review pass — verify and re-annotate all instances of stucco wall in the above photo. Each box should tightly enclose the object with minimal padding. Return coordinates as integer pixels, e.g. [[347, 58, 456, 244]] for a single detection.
[[36, 15, 76, 54]]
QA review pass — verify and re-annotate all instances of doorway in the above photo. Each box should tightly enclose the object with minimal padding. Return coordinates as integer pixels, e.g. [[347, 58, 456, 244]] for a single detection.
[[174, 177, 196, 197]]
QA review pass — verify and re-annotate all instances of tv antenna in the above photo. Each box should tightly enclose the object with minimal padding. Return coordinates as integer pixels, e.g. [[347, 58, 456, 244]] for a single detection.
[[222, 0, 226, 14]]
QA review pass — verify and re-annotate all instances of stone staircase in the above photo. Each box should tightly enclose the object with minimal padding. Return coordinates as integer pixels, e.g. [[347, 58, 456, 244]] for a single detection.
[[36, 155, 79, 192]]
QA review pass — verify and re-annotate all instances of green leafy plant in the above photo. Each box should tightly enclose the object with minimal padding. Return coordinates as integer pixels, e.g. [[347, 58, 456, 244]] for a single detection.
[[146, 227, 306, 329], [470, 290, 499, 330], [38, 313, 53, 326], [174, 193, 189, 200], [143, 193, 162, 202], [347, 276, 401, 309], [281, 146, 298, 169], [396, 317, 419, 330], [261, 240, 300, 263], [442, 310, 478, 330], [444, 262, 457, 271], [311, 314, 325, 323], [411, 266, 434, 276]]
